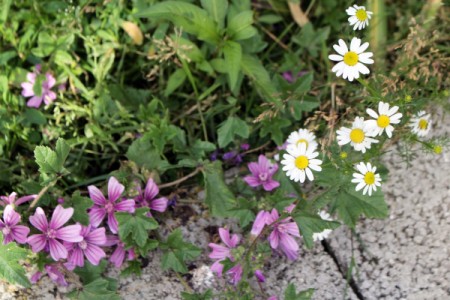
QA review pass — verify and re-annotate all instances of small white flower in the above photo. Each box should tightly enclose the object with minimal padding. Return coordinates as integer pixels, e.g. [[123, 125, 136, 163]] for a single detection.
[[281, 143, 322, 183], [409, 111, 432, 137], [329, 37, 374, 82], [365, 101, 403, 138], [351, 162, 381, 196], [346, 5, 373, 30], [286, 128, 318, 151], [336, 117, 378, 153], [313, 211, 333, 242]]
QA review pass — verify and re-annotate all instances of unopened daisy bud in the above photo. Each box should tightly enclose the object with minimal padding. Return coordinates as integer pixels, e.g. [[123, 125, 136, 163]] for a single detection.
[[405, 95, 412, 102], [121, 21, 143, 45], [433, 145, 443, 154], [340, 152, 348, 159], [255, 270, 266, 283]]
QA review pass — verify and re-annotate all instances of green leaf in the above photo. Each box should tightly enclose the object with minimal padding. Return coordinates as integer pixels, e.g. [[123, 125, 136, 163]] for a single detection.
[[200, 0, 228, 28], [181, 289, 213, 300], [330, 188, 389, 228], [223, 41, 242, 91], [0, 235, 31, 287], [227, 11, 257, 41], [126, 134, 163, 170], [161, 229, 201, 274], [22, 109, 47, 125], [116, 207, 159, 248], [63, 191, 93, 225], [202, 161, 236, 217], [135, 1, 220, 44], [285, 283, 314, 300], [77, 278, 120, 300], [259, 117, 291, 145], [34, 138, 70, 177], [217, 116, 249, 148], [165, 69, 187, 97], [161, 251, 188, 273], [293, 73, 313, 94], [293, 211, 340, 249]]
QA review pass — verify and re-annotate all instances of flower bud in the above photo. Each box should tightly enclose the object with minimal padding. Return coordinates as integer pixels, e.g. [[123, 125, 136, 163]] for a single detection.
[[121, 21, 143, 45]]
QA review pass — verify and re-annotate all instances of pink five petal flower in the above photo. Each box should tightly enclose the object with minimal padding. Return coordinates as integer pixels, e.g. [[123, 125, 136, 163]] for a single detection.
[[135, 178, 168, 217], [21, 69, 57, 108], [27, 205, 82, 261], [105, 236, 135, 268], [88, 177, 135, 233], [64, 225, 107, 269], [0, 192, 36, 207], [45, 264, 68, 286], [208, 228, 240, 277], [267, 209, 300, 260], [243, 155, 280, 192], [0, 205, 30, 244], [226, 264, 243, 286]]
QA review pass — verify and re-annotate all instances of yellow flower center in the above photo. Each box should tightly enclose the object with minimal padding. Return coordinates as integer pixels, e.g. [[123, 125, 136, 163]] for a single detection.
[[296, 139, 309, 148], [356, 9, 368, 21], [350, 128, 365, 143], [340, 152, 348, 159], [343, 51, 359, 66], [364, 172, 375, 185], [377, 115, 390, 128], [295, 155, 309, 170], [433, 145, 442, 154], [418, 119, 428, 130]]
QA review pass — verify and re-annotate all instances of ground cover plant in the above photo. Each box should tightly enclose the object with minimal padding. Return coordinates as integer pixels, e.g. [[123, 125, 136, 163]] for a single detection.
[[0, 0, 448, 299]]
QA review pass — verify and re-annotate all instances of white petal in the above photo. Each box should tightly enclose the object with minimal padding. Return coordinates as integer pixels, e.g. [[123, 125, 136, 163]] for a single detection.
[[329, 54, 343, 61], [358, 53, 374, 64], [366, 108, 379, 119], [350, 38, 361, 52], [356, 63, 370, 75], [356, 42, 370, 54]]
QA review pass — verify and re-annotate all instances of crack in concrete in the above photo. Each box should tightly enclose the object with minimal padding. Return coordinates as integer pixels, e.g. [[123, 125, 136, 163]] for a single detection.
[[321, 240, 365, 300]]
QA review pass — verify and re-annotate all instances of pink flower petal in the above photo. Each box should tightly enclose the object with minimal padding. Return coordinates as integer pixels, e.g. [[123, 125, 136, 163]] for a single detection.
[[251, 210, 270, 236], [88, 207, 106, 228], [49, 205, 73, 229], [56, 224, 82, 242], [21, 83, 34, 97], [243, 176, 261, 187], [262, 180, 280, 191], [268, 230, 279, 249], [3, 205, 20, 226], [84, 244, 106, 266], [27, 96, 43, 108], [107, 213, 119, 234], [29, 207, 48, 232], [114, 199, 135, 213], [208, 243, 230, 260], [45, 73, 56, 88], [27, 234, 47, 253], [107, 177, 124, 202], [210, 260, 224, 277], [218, 228, 234, 248], [49, 239, 68, 260], [144, 179, 159, 200], [150, 197, 168, 212], [85, 227, 106, 246], [110, 245, 125, 268], [88, 185, 106, 206], [11, 225, 30, 244], [68, 248, 84, 268]]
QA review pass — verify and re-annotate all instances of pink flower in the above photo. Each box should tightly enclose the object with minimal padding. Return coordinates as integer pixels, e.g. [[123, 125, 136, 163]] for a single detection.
[[243, 155, 280, 191], [30, 271, 42, 284], [64, 225, 106, 269], [250, 210, 272, 236], [0, 205, 30, 244], [21, 69, 57, 108], [27, 205, 82, 261], [208, 228, 240, 277], [226, 264, 243, 285], [0, 192, 36, 206], [267, 209, 300, 260], [88, 177, 135, 233], [45, 264, 68, 286], [134, 179, 168, 217], [105, 236, 135, 268]]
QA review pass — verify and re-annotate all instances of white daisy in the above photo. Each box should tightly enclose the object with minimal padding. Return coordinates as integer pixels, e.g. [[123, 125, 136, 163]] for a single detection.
[[336, 117, 378, 153], [365, 101, 403, 138], [286, 128, 318, 151], [346, 5, 373, 30], [328, 37, 374, 82], [409, 111, 432, 137], [351, 162, 381, 196], [313, 211, 333, 242], [281, 143, 322, 183]]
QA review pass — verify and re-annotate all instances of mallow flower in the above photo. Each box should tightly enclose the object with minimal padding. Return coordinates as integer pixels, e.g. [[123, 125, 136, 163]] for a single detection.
[[27, 205, 83, 261], [243, 155, 280, 191], [88, 177, 135, 234], [105, 236, 136, 268], [21, 67, 57, 108], [0, 205, 30, 244], [208, 228, 240, 277], [134, 178, 168, 217], [0, 192, 36, 207]]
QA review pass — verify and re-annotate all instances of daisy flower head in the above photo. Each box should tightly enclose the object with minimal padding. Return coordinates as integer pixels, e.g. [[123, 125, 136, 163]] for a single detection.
[[351, 162, 381, 196], [346, 5, 373, 30], [409, 111, 432, 137], [281, 143, 322, 183], [336, 117, 378, 153], [365, 101, 403, 138], [329, 37, 374, 82], [286, 128, 318, 151]]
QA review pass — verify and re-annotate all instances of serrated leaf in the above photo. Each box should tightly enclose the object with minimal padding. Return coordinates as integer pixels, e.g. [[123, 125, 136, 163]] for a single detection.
[[217, 116, 249, 148], [162, 251, 188, 273], [64, 191, 93, 225], [223, 41, 242, 91], [331, 188, 388, 228], [161, 229, 201, 273], [202, 161, 236, 217], [285, 283, 314, 300], [34, 138, 71, 177], [0, 235, 31, 287], [227, 10, 257, 41], [200, 0, 228, 28], [78, 278, 120, 300], [293, 73, 313, 94], [164, 68, 186, 97], [293, 211, 340, 249], [116, 207, 159, 248], [259, 117, 291, 145]]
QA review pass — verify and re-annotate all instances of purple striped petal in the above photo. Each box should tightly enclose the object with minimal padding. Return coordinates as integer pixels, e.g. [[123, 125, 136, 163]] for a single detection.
[[210, 260, 224, 277], [107, 213, 118, 234], [114, 199, 135, 213], [27, 234, 47, 253], [85, 227, 106, 246], [88, 207, 106, 228], [49, 205, 73, 229], [243, 175, 261, 187], [88, 185, 106, 206], [3, 205, 20, 226], [110, 245, 125, 268], [268, 230, 280, 249], [107, 177, 124, 202], [29, 208, 48, 232], [49, 239, 68, 260], [144, 179, 159, 201], [68, 248, 84, 267], [11, 225, 30, 244], [27, 96, 43, 108], [208, 243, 230, 260], [56, 224, 82, 242], [150, 197, 168, 212], [84, 244, 106, 266]]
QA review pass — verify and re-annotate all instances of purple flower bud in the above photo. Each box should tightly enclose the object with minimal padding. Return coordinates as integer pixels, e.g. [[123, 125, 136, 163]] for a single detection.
[[223, 151, 237, 161], [57, 198, 65, 204], [255, 269, 265, 282], [240, 143, 250, 151]]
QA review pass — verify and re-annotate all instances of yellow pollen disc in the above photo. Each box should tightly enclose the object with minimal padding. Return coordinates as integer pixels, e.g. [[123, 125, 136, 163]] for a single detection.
[[356, 9, 368, 21], [433, 145, 442, 154], [418, 119, 428, 130], [296, 139, 309, 148], [343, 51, 359, 66], [350, 128, 365, 143], [364, 172, 375, 185], [377, 115, 390, 128], [295, 156, 309, 170]]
